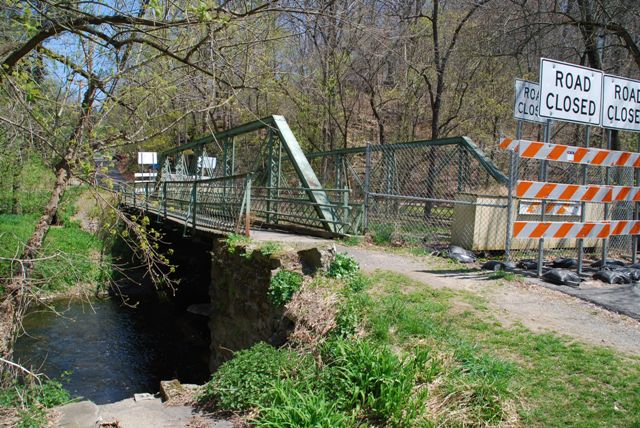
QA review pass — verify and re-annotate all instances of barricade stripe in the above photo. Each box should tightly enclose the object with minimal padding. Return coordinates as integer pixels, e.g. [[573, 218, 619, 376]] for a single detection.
[[554, 223, 573, 238], [513, 222, 611, 239], [516, 180, 612, 203], [559, 185, 579, 200], [608, 221, 640, 236]]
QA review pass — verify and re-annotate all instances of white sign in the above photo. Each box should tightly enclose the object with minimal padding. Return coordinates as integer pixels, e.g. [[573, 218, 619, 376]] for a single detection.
[[198, 156, 217, 170], [602, 75, 640, 132], [539, 58, 603, 125], [514, 79, 546, 124], [137, 152, 158, 165]]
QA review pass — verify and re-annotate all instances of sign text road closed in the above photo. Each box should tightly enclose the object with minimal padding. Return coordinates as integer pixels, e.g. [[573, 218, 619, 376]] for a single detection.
[[602, 75, 640, 131], [539, 58, 603, 125], [514, 79, 546, 124]]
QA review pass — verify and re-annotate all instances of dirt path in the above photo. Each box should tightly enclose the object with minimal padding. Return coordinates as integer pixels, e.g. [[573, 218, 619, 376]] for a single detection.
[[339, 245, 640, 355]]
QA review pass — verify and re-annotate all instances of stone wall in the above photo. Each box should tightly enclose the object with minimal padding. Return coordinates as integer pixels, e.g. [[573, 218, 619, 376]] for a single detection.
[[208, 240, 333, 371]]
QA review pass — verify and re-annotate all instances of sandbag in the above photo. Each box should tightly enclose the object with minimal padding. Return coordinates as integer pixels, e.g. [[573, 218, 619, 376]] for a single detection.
[[593, 270, 632, 284], [590, 259, 625, 268], [608, 268, 640, 282], [552, 258, 578, 269], [481, 261, 517, 271], [448, 246, 476, 264], [517, 259, 538, 270], [542, 268, 582, 287]]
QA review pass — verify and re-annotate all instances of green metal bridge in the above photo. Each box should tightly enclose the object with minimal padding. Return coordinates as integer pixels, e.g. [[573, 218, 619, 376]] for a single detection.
[[121, 115, 508, 241]]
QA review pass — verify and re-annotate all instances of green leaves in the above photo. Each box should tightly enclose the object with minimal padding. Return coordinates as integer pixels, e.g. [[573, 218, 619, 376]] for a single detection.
[[328, 253, 359, 279], [268, 270, 303, 306]]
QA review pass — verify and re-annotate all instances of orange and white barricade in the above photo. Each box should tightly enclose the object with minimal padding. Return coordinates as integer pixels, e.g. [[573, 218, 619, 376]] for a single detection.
[[516, 180, 612, 203], [500, 138, 640, 167], [513, 221, 610, 239]]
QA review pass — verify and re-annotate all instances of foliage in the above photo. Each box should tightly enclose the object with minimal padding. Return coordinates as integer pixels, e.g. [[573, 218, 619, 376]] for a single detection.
[[0, 377, 71, 428], [327, 253, 359, 279], [198, 342, 314, 411], [268, 270, 303, 306], [258, 242, 282, 257], [369, 224, 394, 245], [320, 338, 417, 425], [255, 383, 353, 427], [224, 234, 251, 254], [0, 156, 53, 215]]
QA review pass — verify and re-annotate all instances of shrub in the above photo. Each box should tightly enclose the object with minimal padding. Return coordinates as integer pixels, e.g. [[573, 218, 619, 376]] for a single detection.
[[198, 343, 313, 411], [370, 223, 394, 245], [320, 339, 417, 426], [328, 253, 359, 279], [268, 270, 303, 306], [0, 377, 71, 428]]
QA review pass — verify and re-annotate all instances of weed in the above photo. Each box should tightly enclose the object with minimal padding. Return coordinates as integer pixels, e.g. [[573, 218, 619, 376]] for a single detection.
[[224, 233, 251, 254], [258, 241, 282, 257], [345, 272, 370, 293], [328, 253, 359, 279], [256, 382, 353, 427], [268, 270, 303, 306], [0, 377, 71, 427], [488, 270, 520, 281], [369, 223, 394, 245], [339, 236, 362, 247], [320, 338, 417, 426], [198, 342, 313, 411]]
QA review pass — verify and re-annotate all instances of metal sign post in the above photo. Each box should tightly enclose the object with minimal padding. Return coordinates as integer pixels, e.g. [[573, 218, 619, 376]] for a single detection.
[[634, 134, 640, 264], [577, 126, 590, 275], [537, 120, 552, 277]]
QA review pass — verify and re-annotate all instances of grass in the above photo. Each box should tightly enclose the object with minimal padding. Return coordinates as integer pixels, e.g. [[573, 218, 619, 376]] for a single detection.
[[367, 271, 640, 427], [0, 377, 71, 428], [0, 186, 105, 294]]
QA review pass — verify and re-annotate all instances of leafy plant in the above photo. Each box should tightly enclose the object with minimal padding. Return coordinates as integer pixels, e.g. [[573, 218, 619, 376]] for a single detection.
[[224, 233, 251, 254], [0, 377, 71, 428], [370, 223, 394, 245], [259, 241, 282, 257], [268, 270, 303, 306], [328, 253, 359, 279], [198, 342, 313, 411], [346, 272, 369, 293], [256, 382, 353, 427], [320, 338, 417, 426]]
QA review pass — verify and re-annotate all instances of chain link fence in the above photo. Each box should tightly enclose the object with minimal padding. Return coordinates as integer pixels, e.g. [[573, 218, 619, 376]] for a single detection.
[[308, 138, 512, 252]]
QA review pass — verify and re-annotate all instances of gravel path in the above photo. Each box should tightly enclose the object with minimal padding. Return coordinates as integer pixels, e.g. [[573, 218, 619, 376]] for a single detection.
[[339, 245, 640, 355]]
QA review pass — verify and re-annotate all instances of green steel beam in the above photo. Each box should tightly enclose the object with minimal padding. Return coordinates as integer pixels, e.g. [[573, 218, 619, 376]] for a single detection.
[[302, 136, 508, 185], [272, 115, 339, 233], [161, 116, 276, 158]]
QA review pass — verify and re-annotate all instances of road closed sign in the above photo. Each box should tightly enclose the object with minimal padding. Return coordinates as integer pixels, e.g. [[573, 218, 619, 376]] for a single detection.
[[539, 58, 603, 125], [514, 79, 546, 124], [602, 75, 640, 132]]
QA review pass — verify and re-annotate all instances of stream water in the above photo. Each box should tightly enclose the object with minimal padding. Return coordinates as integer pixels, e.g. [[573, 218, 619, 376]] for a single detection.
[[13, 297, 211, 405]]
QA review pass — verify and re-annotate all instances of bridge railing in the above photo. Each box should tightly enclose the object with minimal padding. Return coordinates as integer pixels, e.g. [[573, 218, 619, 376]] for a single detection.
[[121, 174, 363, 237]]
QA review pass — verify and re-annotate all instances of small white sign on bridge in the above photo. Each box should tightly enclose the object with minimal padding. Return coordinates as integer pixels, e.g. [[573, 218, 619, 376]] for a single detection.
[[137, 152, 158, 165], [602, 74, 640, 132], [514, 79, 546, 124], [539, 58, 603, 126]]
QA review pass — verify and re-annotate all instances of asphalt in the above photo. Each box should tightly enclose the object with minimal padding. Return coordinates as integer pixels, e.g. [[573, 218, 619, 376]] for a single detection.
[[528, 271, 640, 321]]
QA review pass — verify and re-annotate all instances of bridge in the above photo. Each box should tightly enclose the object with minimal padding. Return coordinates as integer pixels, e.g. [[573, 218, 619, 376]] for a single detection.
[[121, 115, 508, 241]]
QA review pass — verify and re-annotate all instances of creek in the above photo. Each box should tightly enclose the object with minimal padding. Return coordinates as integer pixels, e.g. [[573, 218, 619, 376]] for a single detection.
[[13, 296, 211, 405]]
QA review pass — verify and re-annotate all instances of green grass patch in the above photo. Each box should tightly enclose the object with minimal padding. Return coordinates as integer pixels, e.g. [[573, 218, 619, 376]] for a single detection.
[[0, 186, 105, 294], [0, 376, 71, 427]]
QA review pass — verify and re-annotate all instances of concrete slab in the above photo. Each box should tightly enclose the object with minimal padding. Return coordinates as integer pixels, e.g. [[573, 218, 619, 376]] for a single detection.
[[56, 397, 232, 428], [56, 401, 99, 428]]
